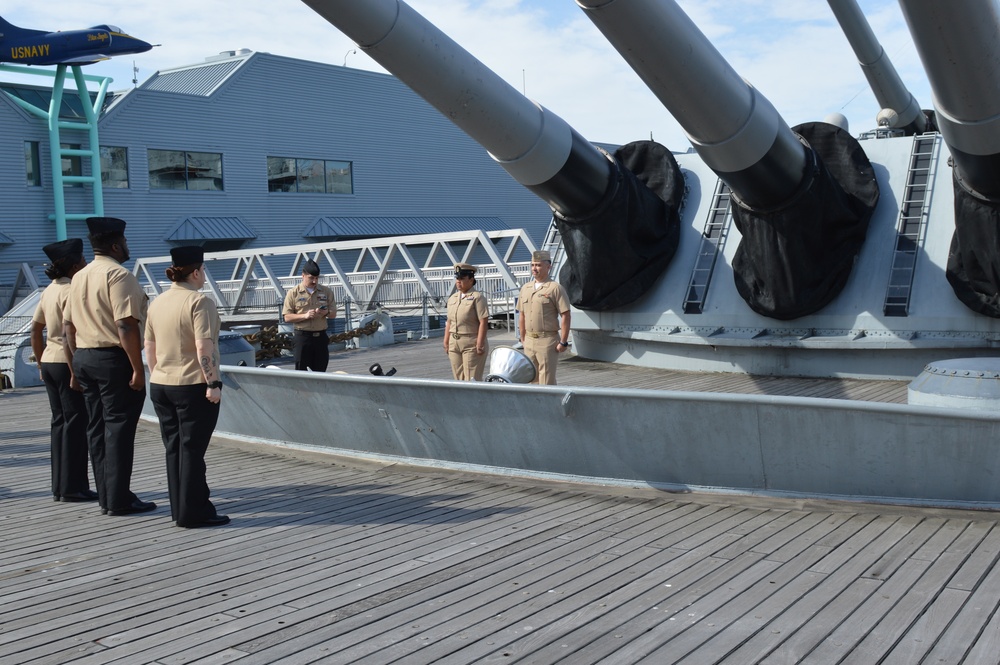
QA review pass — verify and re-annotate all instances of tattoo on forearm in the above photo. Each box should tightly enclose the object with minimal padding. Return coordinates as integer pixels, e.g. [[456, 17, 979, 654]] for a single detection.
[[200, 356, 216, 381]]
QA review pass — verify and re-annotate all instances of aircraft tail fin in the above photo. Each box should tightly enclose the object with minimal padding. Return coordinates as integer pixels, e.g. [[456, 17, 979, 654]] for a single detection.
[[0, 16, 48, 40]]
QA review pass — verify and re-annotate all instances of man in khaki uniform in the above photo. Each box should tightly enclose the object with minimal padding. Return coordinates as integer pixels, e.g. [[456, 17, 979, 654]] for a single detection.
[[64, 217, 155, 516], [518, 250, 572, 385], [282, 259, 337, 372]]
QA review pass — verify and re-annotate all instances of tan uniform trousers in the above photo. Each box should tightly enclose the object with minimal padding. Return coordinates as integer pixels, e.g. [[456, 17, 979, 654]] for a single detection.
[[447, 333, 487, 381], [523, 334, 559, 385]]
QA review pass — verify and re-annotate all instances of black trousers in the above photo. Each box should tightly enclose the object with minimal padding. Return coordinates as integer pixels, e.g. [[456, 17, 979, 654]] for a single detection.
[[73, 347, 145, 511], [150, 383, 220, 525], [293, 330, 330, 372], [39, 362, 92, 497]]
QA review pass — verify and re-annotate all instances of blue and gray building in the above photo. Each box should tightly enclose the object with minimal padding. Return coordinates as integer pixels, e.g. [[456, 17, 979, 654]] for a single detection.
[[0, 49, 551, 283]]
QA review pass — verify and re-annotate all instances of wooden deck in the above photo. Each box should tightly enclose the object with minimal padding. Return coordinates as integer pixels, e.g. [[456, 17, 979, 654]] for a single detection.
[[3, 338, 999, 664], [311, 329, 910, 403]]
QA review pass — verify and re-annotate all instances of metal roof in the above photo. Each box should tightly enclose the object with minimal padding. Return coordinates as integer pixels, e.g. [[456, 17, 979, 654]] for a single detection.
[[303, 216, 509, 239], [141, 55, 249, 96], [164, 216, 257, 242], [0, 83, 117, 118]]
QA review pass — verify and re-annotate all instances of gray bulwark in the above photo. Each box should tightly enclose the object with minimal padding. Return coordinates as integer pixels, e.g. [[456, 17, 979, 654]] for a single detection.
[[210, 361, 999, 508]]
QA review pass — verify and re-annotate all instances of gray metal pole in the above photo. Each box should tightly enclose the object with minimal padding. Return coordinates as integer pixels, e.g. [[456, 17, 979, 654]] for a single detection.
[[898, 0, 1000, 198], [827, 0, 926, 134], [575, 0, 807, 209], [299, 0, 612, 217]]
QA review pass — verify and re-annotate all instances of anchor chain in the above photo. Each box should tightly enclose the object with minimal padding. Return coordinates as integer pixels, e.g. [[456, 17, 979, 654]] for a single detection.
[[243, 320, 383, 362]]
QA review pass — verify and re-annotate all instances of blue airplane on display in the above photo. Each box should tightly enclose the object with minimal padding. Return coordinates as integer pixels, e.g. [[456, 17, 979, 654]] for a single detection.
[[0, 16, 153, 66]]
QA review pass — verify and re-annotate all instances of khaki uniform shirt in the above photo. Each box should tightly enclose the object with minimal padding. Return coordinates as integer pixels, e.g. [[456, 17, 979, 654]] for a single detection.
[[519, 279, 570, 333], [282, 283, 337, 331], [145, 282, 221, 385], [31, 278, 71, 363], [65, 255, 147, 349], [446, 289, 488, 335]]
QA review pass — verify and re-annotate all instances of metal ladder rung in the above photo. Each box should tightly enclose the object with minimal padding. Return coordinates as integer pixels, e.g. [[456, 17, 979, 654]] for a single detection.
[[883, 134, 940, 317], [682, 179, 733, 314]]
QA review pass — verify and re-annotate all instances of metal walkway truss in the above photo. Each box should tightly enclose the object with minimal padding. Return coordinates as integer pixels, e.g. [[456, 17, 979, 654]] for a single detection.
[[133, 229, 539, 322]]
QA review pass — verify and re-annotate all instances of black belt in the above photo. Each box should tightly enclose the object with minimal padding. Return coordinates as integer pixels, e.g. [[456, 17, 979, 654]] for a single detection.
[[295, 331, 325, 337]]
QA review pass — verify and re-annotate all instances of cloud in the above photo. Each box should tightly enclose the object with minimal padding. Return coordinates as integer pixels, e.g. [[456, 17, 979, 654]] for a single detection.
[[2, 0, 934, 150]]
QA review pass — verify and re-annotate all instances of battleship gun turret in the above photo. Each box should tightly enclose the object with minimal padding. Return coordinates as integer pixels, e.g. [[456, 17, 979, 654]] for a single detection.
[[899, 0, 1000, 317], [827, 0, 928, 135], [300, 0, 684, 311], [576, 0, 880, 319]]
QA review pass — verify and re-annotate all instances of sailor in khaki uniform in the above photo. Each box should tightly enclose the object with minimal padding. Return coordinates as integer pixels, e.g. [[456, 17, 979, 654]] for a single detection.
[[145, 246, 229, 528], [64, 217, 155, 516], [30, 238, 97, 503], [443, 263, 489, 380], [518, 250, 572, 385], [282, 259, 337, 372]]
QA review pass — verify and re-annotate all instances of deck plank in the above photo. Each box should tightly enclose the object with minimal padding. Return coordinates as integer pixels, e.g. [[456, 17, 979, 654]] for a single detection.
[[0, 357, 992, 665], [314, 330, 911, 403], [919, 525, 1000, 664]]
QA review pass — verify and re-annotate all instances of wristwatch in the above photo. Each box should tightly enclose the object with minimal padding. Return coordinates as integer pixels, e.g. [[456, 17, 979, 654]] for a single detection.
[[208, 380, 223, 389], [557, 341, 571, 348]]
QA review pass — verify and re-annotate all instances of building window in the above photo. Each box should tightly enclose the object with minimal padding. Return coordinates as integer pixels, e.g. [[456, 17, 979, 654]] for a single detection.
[[267, 156, 353, 194], [298, 159, 324, 193], [24, 141, 41, 186], [325, 160, 353, 194], [60, 143, 83, 188], [100, 146, 129, 189], [149, 149, 224, 191]]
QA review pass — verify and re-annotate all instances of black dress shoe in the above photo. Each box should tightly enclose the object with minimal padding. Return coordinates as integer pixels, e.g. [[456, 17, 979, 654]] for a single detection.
[[107, 500, 157, 516], [57, 490, 100, 503], [178, 514, 230, 528]]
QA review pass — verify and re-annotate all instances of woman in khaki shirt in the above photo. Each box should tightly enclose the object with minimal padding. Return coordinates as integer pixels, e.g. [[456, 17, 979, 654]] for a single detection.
[[30, 238, 97, 503], [443, 263, 489, 380], [144, 246, 229, 528]]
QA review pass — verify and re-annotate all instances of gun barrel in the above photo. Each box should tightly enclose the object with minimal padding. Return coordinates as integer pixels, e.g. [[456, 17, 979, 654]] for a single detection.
[[575, 0, 806, 209], [899, 0, 1000, 198], [827, 0, 926, 134], [299, 0, 610, 216]]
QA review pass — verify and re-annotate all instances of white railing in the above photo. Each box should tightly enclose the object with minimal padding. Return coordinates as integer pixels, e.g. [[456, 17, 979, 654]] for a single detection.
[[132, 229, 540, 322]]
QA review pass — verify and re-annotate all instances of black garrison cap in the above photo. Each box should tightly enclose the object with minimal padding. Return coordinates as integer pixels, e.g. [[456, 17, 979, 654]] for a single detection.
[[42, 238, 84, 262], [302, 259, 321, 276], [85, 216, 127, 235], [170, 245, 205, 267]]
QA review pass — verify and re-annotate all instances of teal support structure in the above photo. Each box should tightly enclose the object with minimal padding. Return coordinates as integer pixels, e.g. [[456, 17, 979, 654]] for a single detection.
[[0, 64, 111, 241]]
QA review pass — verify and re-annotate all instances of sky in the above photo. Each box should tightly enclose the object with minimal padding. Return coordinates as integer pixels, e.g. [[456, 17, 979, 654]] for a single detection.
[[1, 0, 934, 152]]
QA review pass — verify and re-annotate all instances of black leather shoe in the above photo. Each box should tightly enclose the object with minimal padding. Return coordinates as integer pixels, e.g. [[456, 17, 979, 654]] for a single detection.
[[57, 490, 100, 503], [178, 514, 230, 528], [107, 500, 157, 516]]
